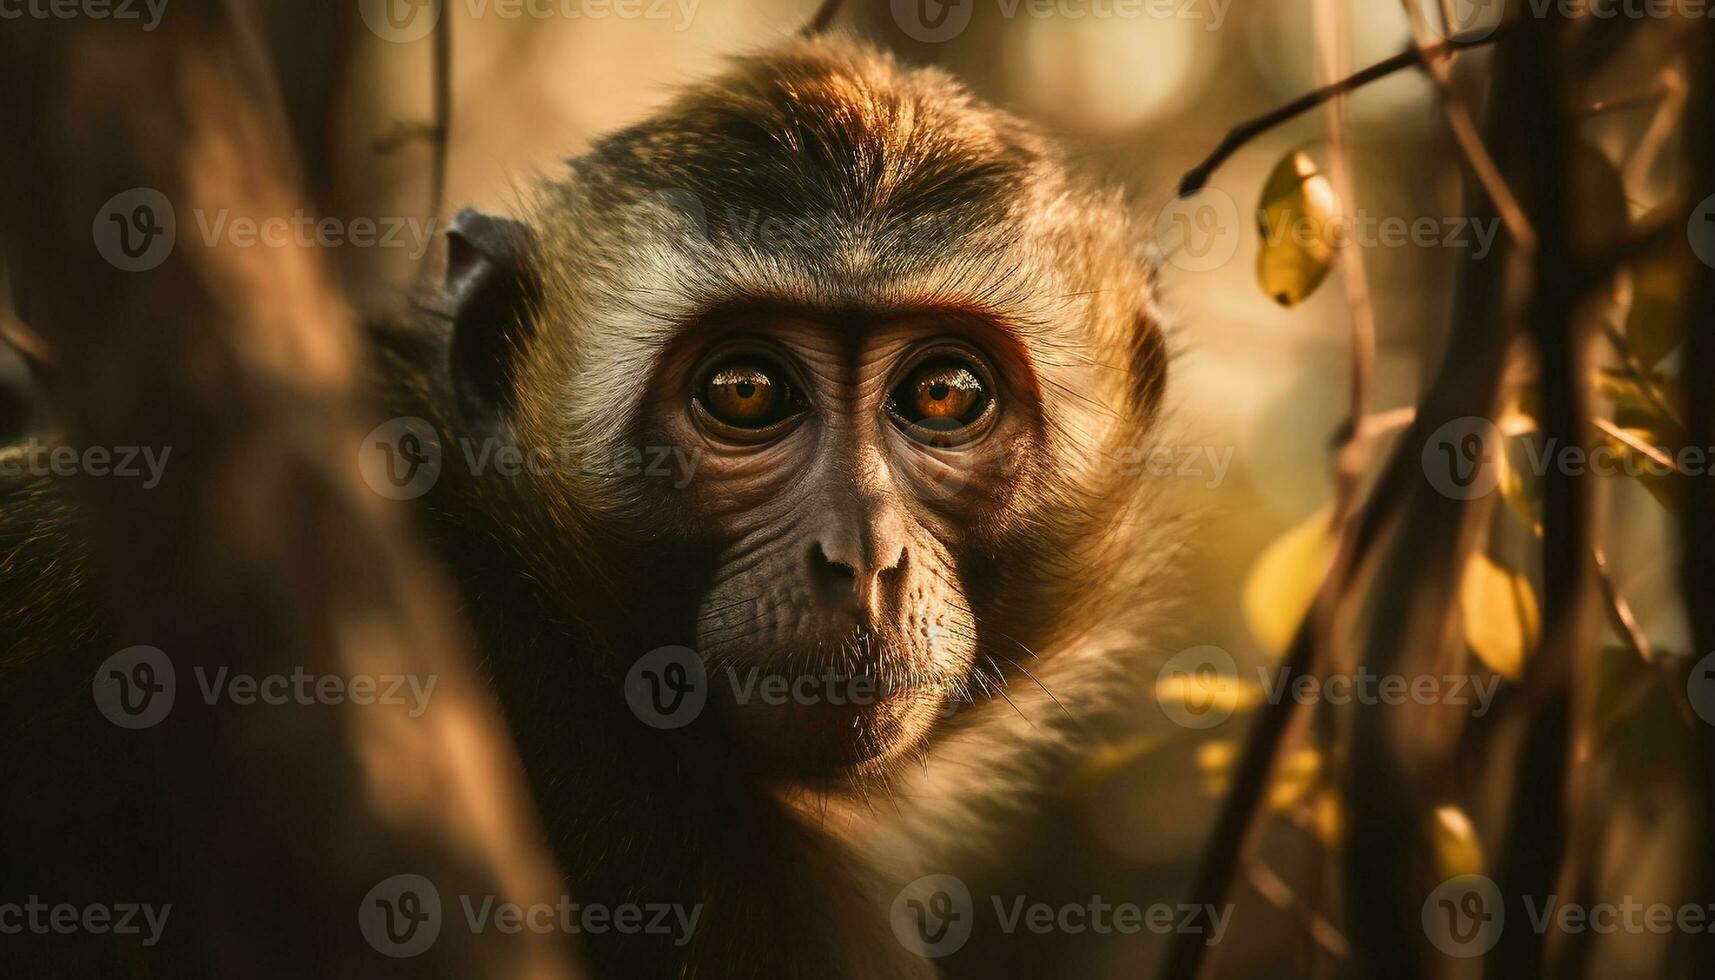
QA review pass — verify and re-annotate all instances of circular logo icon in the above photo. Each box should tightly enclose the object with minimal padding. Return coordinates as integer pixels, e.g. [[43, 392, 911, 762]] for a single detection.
[[890, 873, 974, 958], [625, 646, 709, 729], [1421, 416, 1503, 501], [625, 188, 707, 251], [359, 0, 442, 43], [891, 0, 974, 43], [1413, 0, 1504, 41], [1422, 873, 1503, 958], [1155, 645, 1240, 729], [93, 645, 176, 729], [93, 188, 176, 272], [1687, 652, 1715, 726], [1153, 189, 1242, 274], [359, 417, 443, 501], [359, 874, 443, 958], [1688, 194, 1715, 271]]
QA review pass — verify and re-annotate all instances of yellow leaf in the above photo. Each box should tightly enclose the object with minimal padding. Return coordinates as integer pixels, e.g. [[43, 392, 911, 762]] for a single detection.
[[1266, 748, 1322, 812], [1197, 738, 1237, 798], [1595, 367, 1684, 435], [1428, 805, 1486, 880], [1460, 552, 1540, 681], [1314, 789, 1343, 845], [1243, 506, 1336, 654], [1622, 240, 1693, 368], [1256, 151, 1340, 307], [1495, 440, 1540, 536]]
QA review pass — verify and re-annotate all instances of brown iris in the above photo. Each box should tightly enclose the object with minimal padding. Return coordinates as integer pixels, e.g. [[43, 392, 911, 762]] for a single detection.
[[888, 359, 991, 435], [699, 361, 797, 429]]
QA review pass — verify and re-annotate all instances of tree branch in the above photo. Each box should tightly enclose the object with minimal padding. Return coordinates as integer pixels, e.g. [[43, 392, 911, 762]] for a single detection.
[[1178, 30, 1504, 197]]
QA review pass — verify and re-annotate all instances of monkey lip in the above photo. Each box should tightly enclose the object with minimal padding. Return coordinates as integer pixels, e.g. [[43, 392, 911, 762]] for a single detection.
[[710, 662, 946, 778]]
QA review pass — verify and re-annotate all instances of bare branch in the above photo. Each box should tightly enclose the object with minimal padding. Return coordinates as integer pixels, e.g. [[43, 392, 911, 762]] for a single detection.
[[1594, 548, 1655, 665], [802, 0, 845, 37], [0, 7, 580, 976], [1402, 1, 1536, 252], [1487, 9, 1598, 978], [1177, 30, 1504, 198]]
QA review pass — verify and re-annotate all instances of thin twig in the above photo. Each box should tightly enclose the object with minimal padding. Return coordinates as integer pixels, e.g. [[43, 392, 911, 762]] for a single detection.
[[1248, 860, 1353, 960], [1594, 548, 1655, 664], [1307, 1, 1374, 971], [1624, 67, 1687, 192], [1402, 1, 1536, 251], [801, 0, 844, 36], [1594, 417, 1678, 471], [1177, 30, 1504, 197], [1158, 414, 1420, 980]]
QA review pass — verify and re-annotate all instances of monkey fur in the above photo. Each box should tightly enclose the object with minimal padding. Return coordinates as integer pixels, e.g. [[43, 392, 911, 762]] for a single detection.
[[0, 38, 1174, 978]]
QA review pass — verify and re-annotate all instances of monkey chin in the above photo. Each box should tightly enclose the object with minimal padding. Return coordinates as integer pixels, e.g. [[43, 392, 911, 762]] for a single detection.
[[707, 629, 957, 784]]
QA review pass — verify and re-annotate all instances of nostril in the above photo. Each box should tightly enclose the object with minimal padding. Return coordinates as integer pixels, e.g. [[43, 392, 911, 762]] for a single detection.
[[877, 547, 907, 582], [810, 541, 857, 588]]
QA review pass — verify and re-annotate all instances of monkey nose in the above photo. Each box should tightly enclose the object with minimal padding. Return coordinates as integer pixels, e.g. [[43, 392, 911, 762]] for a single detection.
[[808, 540, 906, 617]]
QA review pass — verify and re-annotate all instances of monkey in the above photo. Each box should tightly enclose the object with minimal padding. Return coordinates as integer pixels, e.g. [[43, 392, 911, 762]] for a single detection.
[[0, 36, 1175, 978]]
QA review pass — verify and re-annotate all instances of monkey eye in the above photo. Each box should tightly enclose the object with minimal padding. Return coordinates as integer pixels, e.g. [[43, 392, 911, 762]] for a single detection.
[[886, 358, 994, 443], [693, 359, 804, 437]]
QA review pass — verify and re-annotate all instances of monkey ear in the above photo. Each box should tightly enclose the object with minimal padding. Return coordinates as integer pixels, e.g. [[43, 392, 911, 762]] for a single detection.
[[445, 207, 540, 437]]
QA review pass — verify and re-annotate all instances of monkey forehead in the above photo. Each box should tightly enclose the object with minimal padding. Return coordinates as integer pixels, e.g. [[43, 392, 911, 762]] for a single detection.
[[579, 38, 1048, 238], [535, 38, 1145, 342]]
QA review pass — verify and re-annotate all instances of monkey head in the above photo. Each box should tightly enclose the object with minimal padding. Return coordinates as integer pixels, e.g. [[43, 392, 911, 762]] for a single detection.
[[440, 40, 1168, 784]]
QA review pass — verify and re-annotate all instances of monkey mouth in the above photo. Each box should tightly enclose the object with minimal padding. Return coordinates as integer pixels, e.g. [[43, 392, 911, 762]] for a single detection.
[[705, 627, 954, 780]]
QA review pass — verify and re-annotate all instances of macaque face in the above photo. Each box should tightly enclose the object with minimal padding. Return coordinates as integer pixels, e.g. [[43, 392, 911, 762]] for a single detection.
[[646, 305, 1044, 778]]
